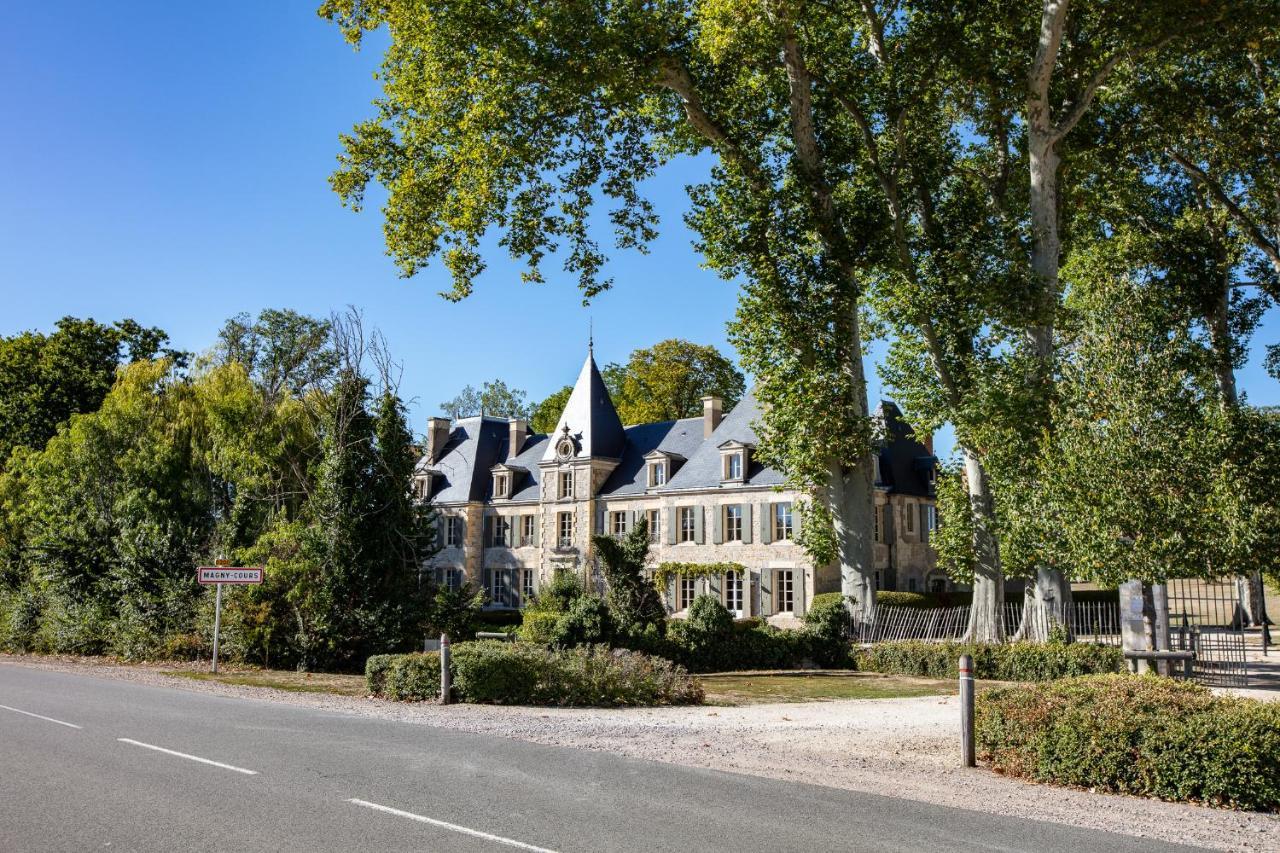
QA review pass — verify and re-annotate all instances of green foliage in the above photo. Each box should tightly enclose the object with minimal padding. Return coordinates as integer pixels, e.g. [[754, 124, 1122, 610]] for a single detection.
[[371, 641, 704, 707], [685, 595, 734, 640], [605, 339, 744, 424], [977, 676, 1280, 811], [652, 562, 746, 590], [439, 379, 529, 420], [530, 385, 572, 434], [802, 595, 848, 644], [427, 582, 486, 641], [529, 570, 585, 615], [854, 642, 1122, 682], [592, 518, 666, 639], [517, 610, 561, 644], [550, 596, 615, 648], [366, 652, 441, 701]]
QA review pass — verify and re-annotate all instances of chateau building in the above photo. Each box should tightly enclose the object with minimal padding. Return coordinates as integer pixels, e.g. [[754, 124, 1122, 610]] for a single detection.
[[414, 348, 939, 621]]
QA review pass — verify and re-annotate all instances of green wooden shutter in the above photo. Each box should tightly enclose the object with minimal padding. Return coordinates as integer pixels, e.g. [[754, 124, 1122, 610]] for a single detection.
[[708, 572, 721, 600], [795, 569, 807, 618], [533, 516, 541, 548], [457, 517, 466, 547], [741, 504, 753, 544], [884, 504, 895, 543], [792, 504, 801, 539], [920, 504, 930, 545], [666, 507, 678, 545], [760, 570, 773, 616], [694, 506, 705, 544], [711, 505, 723, 544], [483, 567, 492, 603], [666, 576, 676, 613], [761, 503, 773, 543], [483, 516, 493, 546]]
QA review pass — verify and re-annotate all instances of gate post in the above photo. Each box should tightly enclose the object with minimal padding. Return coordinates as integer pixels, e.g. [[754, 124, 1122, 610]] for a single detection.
[[1119, 580, 1149, 674], [1151, 583, 1172, 677]]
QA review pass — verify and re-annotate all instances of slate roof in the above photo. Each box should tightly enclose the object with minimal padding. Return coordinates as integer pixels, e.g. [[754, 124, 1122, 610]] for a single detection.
[[418, 355, 935, 505], [541, 350, 626, 462], [663, 386, 784, 491], [874, 401, 936, 498], [598, 417, 704, 496]]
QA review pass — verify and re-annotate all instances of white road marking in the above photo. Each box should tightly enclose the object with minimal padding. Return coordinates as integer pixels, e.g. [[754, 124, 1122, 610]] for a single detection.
[[347, 798, 561, 853], [0, 703, 82, 729], [116, 738, 258, 775]]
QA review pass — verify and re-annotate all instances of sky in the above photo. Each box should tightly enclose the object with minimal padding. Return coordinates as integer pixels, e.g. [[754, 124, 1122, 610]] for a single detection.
[[2, 2, 1277, 462]]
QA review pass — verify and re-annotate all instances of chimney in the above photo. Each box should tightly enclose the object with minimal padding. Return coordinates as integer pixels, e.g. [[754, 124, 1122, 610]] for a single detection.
[[425, 416, 451, 463], [508, 418, 528, 458], [702, 396, 723, 438], [922, 432, 934, 455]]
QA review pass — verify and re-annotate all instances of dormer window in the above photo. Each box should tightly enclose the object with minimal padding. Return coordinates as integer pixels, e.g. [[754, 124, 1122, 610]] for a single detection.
[[413, 472, 434, 501], [493, 472, 509, 499], [643, 449, 684, 489], [649, 461, 666, 487], [717, 440, 751, 484]]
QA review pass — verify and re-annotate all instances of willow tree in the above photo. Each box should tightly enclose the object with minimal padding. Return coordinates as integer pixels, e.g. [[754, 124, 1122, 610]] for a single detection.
[[320, 0, 888, 626]]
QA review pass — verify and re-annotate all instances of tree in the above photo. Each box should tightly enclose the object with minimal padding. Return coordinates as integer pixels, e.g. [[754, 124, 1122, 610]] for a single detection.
[[530, 385, 572, 434], [0, 316, 179, 468], [607, 339, 743, 424], [439, 379, 530, 420], [593, 517, 666, 639], [209, 309, 338, 403], [322, 0, 882, 628]]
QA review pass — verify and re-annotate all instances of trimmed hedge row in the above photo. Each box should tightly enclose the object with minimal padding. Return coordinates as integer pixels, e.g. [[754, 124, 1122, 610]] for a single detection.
[[854, 641, 1122, 681], [367, 642, 703, 706], [977, 675, 1280, 811]]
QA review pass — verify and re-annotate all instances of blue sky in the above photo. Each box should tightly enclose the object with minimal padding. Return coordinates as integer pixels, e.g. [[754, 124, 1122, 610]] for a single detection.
[[2, 2, 1277, 461]]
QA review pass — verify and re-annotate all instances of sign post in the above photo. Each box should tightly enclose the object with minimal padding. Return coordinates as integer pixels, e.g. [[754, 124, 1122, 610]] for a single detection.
[[197, 562, 263, 674]]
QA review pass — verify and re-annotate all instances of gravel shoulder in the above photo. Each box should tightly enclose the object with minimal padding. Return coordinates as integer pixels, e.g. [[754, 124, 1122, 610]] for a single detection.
[[4, 653, 1277, 852]]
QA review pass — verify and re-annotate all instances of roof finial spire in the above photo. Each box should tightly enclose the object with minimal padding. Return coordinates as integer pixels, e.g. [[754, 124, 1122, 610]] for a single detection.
[[588, 317, 594, 356]]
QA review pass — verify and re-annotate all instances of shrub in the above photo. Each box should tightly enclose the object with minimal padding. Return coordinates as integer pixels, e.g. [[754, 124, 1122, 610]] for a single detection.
[[428, 582, 485, 641], [876, 591, 942, 609], [534, 571, 585, 614], [551, 596, 615, 647], [369, 642, 703, 706], [810, 592, 846, 611], [976, 675, 1280, 810], [854, 641, 1121, 681], [365, 652, 442, 701], [686, 595, 734, 640], [518, 610, 560, 644]]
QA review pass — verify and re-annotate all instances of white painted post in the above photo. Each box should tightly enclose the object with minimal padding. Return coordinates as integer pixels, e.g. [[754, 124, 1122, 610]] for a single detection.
[[959, 653, 975, 768], [439, 633, 452, 705], [211, 582, 223, 675]]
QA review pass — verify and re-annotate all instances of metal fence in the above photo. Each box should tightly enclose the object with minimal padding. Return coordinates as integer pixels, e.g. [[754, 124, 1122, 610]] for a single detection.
[[1168, 577, 1249, 688], [857, 599, 1122, 646]]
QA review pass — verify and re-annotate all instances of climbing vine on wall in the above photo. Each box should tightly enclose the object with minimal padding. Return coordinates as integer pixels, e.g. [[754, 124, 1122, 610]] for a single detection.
[[652, 562, 748, 590]]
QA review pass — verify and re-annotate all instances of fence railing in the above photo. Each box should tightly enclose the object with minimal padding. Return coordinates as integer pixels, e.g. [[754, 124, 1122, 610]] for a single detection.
[[856, 599, 1122, 646]]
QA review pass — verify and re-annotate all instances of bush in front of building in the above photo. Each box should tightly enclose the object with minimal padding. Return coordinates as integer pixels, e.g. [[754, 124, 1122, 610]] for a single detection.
[[854, 640, 1121, 681], [366, 652, 442, 701], [976, 675, 1280, 811], [517, 610, 560, 644], [550, 595, 615, 648]]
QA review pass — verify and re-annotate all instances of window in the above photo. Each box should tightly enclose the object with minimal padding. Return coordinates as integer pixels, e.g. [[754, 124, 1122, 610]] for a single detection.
[[773, 503, 793, 541], [906, 503, 915, 534], [775, 569, 794, 613], [557, 512, 574, 547], [872, 456, 881, 484], [679, 576, 697, 610], [874, 506, 883, 543], [493, 473, 509, 498], [445, 516, 461, 548], [491, 570, 507, 607], [414, 476, 430, 500], [490, 516, 511, 547], [521, 515, 535, 547], [678, 507, 696, 543], [724, 570, 743, 616], [646, 509, 661, 543], [724, 505, 743, 542], [648, 462, 666, 487], [559, 470, 574, 499], [723, 452, 743, 481], [874, 570, 881, 591], [611, 511, 629, 537], [930, 577, 946, 594], [924, 504, 937, 532], [908, 577, 918, 592], [521, 568, 535, 601], [442, 567, 461, 590]]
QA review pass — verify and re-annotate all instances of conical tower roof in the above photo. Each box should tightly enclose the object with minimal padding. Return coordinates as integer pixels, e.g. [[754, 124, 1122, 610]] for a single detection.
[[541, 347, 626, 461]]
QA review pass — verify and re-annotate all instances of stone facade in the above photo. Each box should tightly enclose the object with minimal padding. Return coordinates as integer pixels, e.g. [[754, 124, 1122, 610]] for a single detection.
[[416, 350, 939, 622]]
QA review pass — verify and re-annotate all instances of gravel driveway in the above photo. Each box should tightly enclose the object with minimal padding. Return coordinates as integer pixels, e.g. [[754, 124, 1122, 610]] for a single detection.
[[4, 654, 1277, 852]]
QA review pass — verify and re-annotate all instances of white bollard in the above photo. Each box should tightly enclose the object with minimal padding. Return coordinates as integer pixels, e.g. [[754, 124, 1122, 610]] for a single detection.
[[959, 653, 975, 768], [439, 633, 452, 705]]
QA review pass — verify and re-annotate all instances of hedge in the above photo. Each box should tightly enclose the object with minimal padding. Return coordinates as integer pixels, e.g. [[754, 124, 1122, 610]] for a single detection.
[[367, 642, 703, 706], [977, 675, 1280, 810], [854, 641, 1121, 681]]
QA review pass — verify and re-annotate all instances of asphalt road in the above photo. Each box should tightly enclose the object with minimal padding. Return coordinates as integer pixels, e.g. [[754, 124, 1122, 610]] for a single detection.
[[0, 664, 1204, 853]]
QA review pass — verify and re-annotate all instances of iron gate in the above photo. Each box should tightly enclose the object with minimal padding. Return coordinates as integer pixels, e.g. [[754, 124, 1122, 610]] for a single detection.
[[1167, 577, 1249, 688]]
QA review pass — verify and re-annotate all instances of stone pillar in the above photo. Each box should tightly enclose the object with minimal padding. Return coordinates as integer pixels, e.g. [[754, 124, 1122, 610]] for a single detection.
[[1119, 579, 1149, 674]]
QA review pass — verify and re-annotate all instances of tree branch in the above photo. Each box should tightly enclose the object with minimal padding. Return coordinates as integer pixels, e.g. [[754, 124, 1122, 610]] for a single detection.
[[1169, 148, 1280, 276], [656, 59, 767, 193]]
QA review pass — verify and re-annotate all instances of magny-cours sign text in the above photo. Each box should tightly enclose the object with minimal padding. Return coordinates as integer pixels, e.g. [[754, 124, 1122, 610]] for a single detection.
[[197, 567, 263, 585]]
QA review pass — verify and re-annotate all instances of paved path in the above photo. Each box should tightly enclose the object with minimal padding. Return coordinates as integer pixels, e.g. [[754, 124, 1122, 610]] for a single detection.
[[0, 664, 1205, 853]]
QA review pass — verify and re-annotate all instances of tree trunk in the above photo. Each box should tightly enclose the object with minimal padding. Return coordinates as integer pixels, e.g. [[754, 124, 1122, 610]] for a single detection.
[[832, 458, 877, 633], [1014, 566, 1074, 642], [962, 449, 1005, 642]]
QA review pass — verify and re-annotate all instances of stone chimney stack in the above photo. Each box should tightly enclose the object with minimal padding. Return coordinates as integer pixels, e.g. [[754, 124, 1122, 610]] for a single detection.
[[702, 396, 723, 438], [508, 418, 528, 457], [922, 432, 934, 454], [425, 416, 452, 463]]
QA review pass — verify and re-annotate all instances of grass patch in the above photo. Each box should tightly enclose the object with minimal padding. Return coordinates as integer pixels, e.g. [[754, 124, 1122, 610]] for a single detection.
[[697, 670, 955, 705], [165, 668, 367, 697]]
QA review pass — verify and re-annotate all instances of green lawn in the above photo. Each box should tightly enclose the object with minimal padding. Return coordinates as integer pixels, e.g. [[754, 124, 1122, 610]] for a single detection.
[[165, 668, 367, 697], [697, 671, 955, 705]]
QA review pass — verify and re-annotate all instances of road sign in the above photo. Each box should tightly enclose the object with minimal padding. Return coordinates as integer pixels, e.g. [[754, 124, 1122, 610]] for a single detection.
[[198, 567, 263, 585], [214, 557, 232, 567]]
